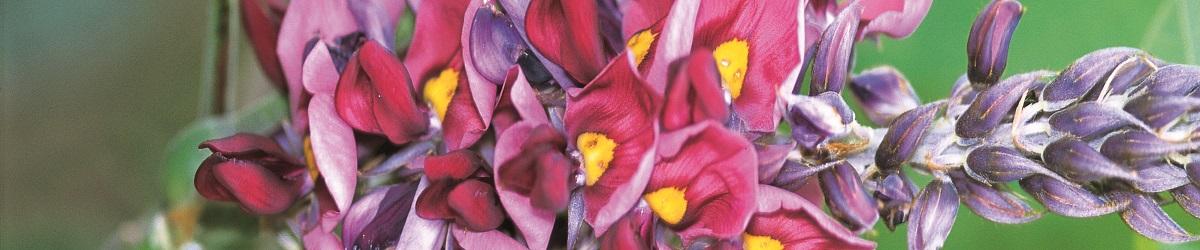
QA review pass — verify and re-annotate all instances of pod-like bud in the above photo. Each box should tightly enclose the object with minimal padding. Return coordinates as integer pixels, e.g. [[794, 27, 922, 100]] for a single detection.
[[1047, 102, 1143, 140], [1129, 164, 1189, 193], [870, 170, 918, 231], [1042, 47, 1145, 111], [964, 146, 1061, 183], [819, 161, 879, 232], [957, 70, 1051, 138], [1115, 192, 1200, 243], [1172, 184, 1200, 219], [809, 3, 863, 95], [469, 2, 528, 84], [849, 66, 921, 125], [1099, 130, 1195, 165], [966, 0, 1024, 88], [907, 177, 959, 250], [787, 95, 848, 149], [1019, 175, 1128, 217], [1143, 65, 1200, 96], [876, 104, 941, 170], [1042, 137, 1139, 183], [949, 171, 1040, 224], [1122, 94, 1200, 129]]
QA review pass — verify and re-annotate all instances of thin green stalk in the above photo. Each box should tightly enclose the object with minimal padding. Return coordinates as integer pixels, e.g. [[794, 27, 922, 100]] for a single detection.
[[199, 0, 230, 116]]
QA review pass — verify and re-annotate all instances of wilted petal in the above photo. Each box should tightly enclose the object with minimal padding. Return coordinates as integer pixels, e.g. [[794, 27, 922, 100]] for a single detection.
[[565, 53, 660, 235], [1043, 137, 1138, 183], [597, 207, 655, 250], [809, 3, 862, 95], [1116, 192, 1200, 243], [964, 146, 1060, 183], [907, 178, 959, 250], [818, 161, 878, 233], [949, 170, 1040, 224], [646, 121, 757, 241], [343, 183, 418, 249], [876, 103, 940, 170], [956, 70, 1052, 138], [525, 0, 617, 85], [309, 95, 359, 214], [1019, 175, 1128, 217], [1172, 184, 1200, 219], [1143, 65, 1200, 96], [662, 49, 729, 131], [1100, 130, 1195, 165], [1130, 164, 1189, 193], [849, 66, 921, 125], [335, 41, 430, 144], [966, 0, 1023, 87], [870, 170, 918, 231], [1042, 47, 1145, 111], [746, 185, 875, 250], [1047, 102, 1143, 140], [1122, 94, 1200, 129]]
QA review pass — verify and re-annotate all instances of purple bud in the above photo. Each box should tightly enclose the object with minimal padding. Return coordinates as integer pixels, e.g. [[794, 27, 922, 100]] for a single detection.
[[1043, 137, 1139, 183], [949, 170, 1040, 224], [1191, 163, 1200, 186], [908, 177, 958, 250], [816, 92, 856, 125], [787, 95, 847, 149], [1083, 55, 1156, 99], [1172, 184, 1200, 219], [469, 2, 528, 84], [1047, 102, 1143, 140], [809, 3, 863, 95], [1019, 175, 1128, 217], [849, 66, 922, 125], [1100, 130, 1196, 165], [966, 0, 1024, 88], [946, 74, 979, 121], [1115, 192, 1200, 243], [1143, 65, 1200, 97], [956, 70, 1052, 138], [1042, 47, 1145, 111], [871, 171, 918, 231], [342, 183, 419, 249], [819, 161, 879, 233], [964, 146, 1060, 183], [1122, 94, 1200, 129], [876, 104, 941, 170], [772, 160, 831, 191], [1129, 164, 1189, 193], [754, 135, 797, 183]]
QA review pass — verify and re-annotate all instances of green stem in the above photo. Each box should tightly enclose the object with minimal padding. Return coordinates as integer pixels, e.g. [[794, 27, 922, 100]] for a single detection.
[[199, 0, 229, 116]]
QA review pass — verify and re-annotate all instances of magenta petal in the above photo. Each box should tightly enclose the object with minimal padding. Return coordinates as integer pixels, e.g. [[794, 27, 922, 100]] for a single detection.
[[526, 0, 617, 84], [277, 0, 359, 127], [441, 74, 489, 150], [308, 95, 358, 213], [415, 181, 456, 220], [857, 0, 932, 40], [651, 121, 758, 241], [750, 185, 876, 250], [423, 150, 484, 181], [451, 226, 530, 250], [447, 179, 505, 231], [662, 49, 729, 131], [302, 225, 343, 250], [396, 178, 450, 249], [195, 156, 236, 202], [597, 207, 655, 250], [640, 0, 699, 93], [620, 0, 675, 39], [403, 0, 469, 89], [212, 160, 298, 215], [336, 41, 430, 144], [494, 121, 562, 250]]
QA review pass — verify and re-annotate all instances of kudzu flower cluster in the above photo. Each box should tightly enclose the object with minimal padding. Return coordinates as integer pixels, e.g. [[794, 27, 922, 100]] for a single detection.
[[189, 0, 1200, 249]]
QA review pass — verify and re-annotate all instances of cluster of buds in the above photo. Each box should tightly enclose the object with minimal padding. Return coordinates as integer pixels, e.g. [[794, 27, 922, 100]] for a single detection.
[[189, 0, 1200, 249]]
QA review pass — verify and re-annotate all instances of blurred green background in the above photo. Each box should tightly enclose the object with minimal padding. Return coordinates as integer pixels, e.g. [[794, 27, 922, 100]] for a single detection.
[[1, 0, 1198, 249]]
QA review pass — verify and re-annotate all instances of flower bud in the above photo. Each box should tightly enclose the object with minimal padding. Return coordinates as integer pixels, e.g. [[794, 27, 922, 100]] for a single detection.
[[787, 95, 848, 149], [468, 2, 528, 84], [967, 0, 1024, 88], [809, 3, 863, 95], [908, 177, 959, 250], [1143, 65, 1200, 96], [1042, 47, 1144, 111], [1019, 175, 1128, 217], [870, 171, 917, 231], [949, 171, 1040, 224], [964, 145, 1061, 183], [1129, 164, 1189, 193], [849, 66, 921, 125], [1047, 102, 1143, 140], [956, 70, 1052, 138], [1172, 184, 1200, 219], [819, 161, 879, 233], [1043, 137, 1139, 183], [876, 103, 940, 170], [1099, 130, 1196, 165], [1116, 192, 1200, 243], [1122, 94, 1200, 129]]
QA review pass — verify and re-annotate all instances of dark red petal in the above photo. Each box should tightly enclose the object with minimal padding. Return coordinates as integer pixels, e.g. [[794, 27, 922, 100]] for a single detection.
[[424, 150, 485, 181], [199, 133, 290, 159], [359, 41, 431, 144], [240, 0, 285, 89], [415, 181, 456, 220], [195, 156, 236, 202], [403, 0, 470, 90], [526, 0, 617, 84], [662, 49, 728, 131], [335, 55, 385, 134], [441, 65, 488, 150], [597, 207, 655, 250], [493, 121, 566, 250], [448, 179, 505, 231], [530, 152, 571, 211], [212, 160, 298, 215]]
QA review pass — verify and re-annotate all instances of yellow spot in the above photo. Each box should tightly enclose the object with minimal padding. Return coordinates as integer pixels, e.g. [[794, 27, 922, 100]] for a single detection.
[[423, 68, 460, 120], [644, 187, 688, 224], [743, 234, 784, 250], [578, 132, 618, 186], [626, 30, 658, 66], [713, 39, 749, 100], [303, 136, 320, 182]]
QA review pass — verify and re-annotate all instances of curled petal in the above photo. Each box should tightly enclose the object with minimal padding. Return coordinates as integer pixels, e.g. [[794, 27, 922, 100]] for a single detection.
[[423, 150, 485, 181], [848, 66, 921, 125], [809, 3, 862, 95], [747, 185, 875, 250], [956, 70, 1051, 138], [199, 133, 298, 165], [441, 69, 489, 150], [1116, 192, 1200, 243], [1122, 94, 1200, 129], [964, 146, 1060, 183], [1019, 175, 1128, 217], [908, 178, 959, 250], [857, 0, 932, 40], [1143, 65, 1200, 96], [343, 183, 418, 249], [1042, 137, 1138, 183], [210, 160, 300, 214], [495, 122, 568, 250], [949, 171, 1040, 224], [662, 48, 728, 131], [966, 0, 1023, 87], [818, 161, 878, 233], [1042, 47, 1145, 111], [876, 103, 940, 170], [1047, 102, 1144, 140]]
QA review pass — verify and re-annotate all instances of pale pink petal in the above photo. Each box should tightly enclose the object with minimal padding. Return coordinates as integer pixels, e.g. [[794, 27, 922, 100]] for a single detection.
[[308, 95, 358, 213]]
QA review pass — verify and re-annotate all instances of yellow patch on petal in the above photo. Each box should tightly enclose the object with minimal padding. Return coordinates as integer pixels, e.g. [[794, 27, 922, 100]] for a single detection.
[[644, 187, 688, 224], [626, 30, 658, 66], [303, 136, 320, 182], [423, 68, 460, 120], [578, 132, 618, 186], [743, 233, 784, 250], [713, 39, 749, 100]]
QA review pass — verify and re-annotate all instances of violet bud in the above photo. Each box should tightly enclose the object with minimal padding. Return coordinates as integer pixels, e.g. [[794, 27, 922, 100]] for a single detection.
[[469, 2, 528, 84], [946, 74, 979, 120], [956, 70, 1052, 138], [787, 95, 848, 149], [849, 66, 921, 125], [870, 170, 918, 231], [772, 160, 832, 191], [1122, 94, 1200, 129], [1099, 130, 1196, 165], [1042, 137, 1139, 183], [1083, 55, 1156, 99], [1129, 163, 1189, 193], [949, 170, 1040, 224], [1019, 175, 1128, 217], [877, 103, 941, 170], [809, 3, 863, 95], [1042, 47, 1144, 111], [908, 177, 959, 250], [1047, 102, 1143, 140], [342, 183, 419, 249], [1143, 64, 1200, 97], [1191, 163, 1200, 186], [964, 146, 1061, 183], [1172, 184, 1200, 219], [819, 161, 879, 233], [1115, 192, 1200, 243], [966, 0, 1024, 88], [815, 91, 856, 125]]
